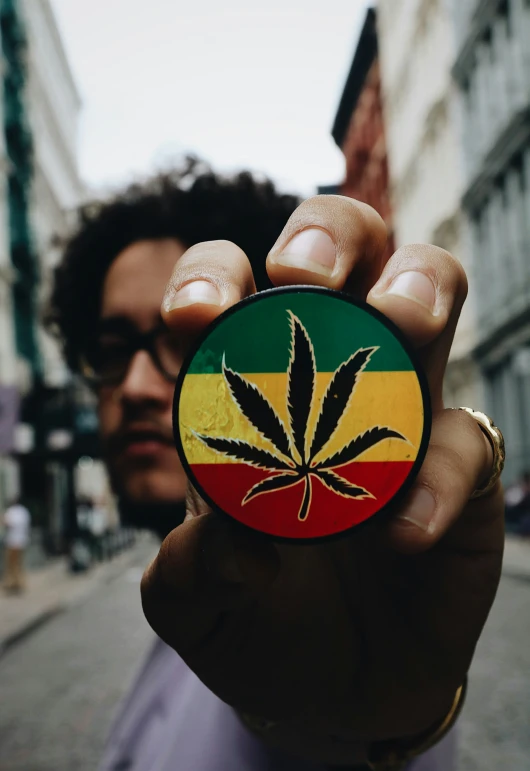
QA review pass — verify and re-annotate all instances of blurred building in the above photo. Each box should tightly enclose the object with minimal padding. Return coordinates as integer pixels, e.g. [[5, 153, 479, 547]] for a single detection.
[[330, 8, 394, 257], [377, 0, 484, 410], [0, 0, 102, 544], [0, 125, 19, 510], [22, 0, 83, 383], [450, 0, 530, 483], [0, 0, 35, 508]]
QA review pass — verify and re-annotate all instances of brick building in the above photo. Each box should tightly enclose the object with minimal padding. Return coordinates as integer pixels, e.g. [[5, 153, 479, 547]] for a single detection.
[[331, 8, 394, 254]]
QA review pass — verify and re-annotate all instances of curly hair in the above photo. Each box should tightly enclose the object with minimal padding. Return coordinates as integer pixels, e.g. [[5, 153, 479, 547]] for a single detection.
[[47, 156, 301, 372]]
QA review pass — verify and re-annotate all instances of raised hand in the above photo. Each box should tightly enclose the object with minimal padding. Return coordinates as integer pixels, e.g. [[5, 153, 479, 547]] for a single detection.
[[141, 195, 503, 765]]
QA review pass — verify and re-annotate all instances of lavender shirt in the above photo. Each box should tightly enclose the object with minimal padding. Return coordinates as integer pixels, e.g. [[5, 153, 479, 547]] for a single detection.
[[99, 637, 456, 771]]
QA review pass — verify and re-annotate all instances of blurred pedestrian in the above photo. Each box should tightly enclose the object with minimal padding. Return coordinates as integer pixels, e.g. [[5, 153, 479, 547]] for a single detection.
[[69, 495, 94, 573], [505, 471, 530, 534], [2, 498, 31, 592], [90, 496, 108, 561], [47, 157, 504, 771], [76, 494, 93, 531]]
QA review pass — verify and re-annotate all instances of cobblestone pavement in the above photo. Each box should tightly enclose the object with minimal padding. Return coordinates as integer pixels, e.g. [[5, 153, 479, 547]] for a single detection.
[[0, 541, 528, 770]]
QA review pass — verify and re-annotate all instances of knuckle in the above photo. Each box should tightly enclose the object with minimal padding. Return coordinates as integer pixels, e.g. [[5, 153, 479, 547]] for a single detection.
[[176, 241, 245, 273], [167, 248, 253, 300], [186, 484, 211, 517], [309, 193, 384, 228], [416, 437, 471, 505], [450, 409, 489, 467], [183, 239, 238, 257], [427, 409, 491, 495], [437, 247, 468, 299], [438, 442, 466, 477], [278, 195, 386, 248]]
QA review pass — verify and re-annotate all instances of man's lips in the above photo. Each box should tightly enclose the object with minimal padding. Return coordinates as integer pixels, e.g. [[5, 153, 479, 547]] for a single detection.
[[113, 424, 174, 458]]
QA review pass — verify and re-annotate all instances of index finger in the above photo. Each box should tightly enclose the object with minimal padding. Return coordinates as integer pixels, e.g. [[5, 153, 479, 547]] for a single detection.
[[161, 239, 256, 336]]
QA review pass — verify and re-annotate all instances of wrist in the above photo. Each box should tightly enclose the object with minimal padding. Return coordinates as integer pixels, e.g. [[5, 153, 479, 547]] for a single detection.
[[238, 679, 466, 768], [238, 710, 370, 766], [366, 678, 467, 770]]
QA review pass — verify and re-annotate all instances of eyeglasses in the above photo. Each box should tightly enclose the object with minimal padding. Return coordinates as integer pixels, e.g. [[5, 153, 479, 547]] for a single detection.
[[80, 324, 183, 386]]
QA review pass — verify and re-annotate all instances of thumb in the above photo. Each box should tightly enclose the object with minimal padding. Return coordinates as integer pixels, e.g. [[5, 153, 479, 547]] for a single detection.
[[140, 510, 279, 658]]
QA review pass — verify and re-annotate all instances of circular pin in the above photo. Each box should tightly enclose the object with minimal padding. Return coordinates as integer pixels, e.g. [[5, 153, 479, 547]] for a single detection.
[[173, 287, 430, 541]]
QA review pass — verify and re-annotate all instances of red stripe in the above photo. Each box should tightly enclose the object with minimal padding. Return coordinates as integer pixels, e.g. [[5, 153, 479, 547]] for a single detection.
[[191, 461, 415, 539]]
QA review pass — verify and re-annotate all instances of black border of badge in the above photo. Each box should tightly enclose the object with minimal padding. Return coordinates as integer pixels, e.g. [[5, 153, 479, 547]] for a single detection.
[[172, 286, 432, 543]]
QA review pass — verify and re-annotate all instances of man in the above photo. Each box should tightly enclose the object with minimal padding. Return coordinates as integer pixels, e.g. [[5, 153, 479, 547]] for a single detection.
[[2, 498, 31, 592], [49, 158, 504, 770]]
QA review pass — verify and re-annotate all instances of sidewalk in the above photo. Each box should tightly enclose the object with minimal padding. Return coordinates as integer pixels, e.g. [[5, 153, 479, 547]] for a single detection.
[[503, 534, 530, 580], [0, 534, 157, 655]]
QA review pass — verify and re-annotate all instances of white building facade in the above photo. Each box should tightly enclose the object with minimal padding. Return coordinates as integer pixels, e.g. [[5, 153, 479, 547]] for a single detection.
[[0, 57, 20, 506], [22, 0, 83, 388], [20, 0, 89, 538], [377, 0, 485, 410], [449, 0, 530, 483], [0, 0, 91, 532]]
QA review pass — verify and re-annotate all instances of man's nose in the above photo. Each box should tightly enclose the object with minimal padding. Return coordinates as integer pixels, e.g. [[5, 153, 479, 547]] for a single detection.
[[119, 350, 171, 405]]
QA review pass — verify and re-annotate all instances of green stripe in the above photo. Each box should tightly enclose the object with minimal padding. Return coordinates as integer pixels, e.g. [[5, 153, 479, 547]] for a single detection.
[[188, 291, 414, 374]]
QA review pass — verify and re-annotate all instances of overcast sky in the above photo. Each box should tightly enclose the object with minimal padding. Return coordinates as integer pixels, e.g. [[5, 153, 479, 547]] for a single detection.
[[50, 1, 369, 197]]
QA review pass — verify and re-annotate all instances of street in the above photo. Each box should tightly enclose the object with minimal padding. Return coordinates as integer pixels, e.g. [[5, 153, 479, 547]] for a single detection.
[[0, 541, 155, 771], [0, 549, 529, 770], [458, 571, 530, 770]]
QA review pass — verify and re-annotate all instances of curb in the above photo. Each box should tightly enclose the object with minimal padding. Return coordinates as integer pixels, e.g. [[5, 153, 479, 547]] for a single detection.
[[0, 543, 153, 658], [0, 604, 63, 658]]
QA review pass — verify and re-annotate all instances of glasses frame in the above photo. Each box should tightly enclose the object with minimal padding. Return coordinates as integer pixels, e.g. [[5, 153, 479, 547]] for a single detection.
[[80, 325, 180, 387]]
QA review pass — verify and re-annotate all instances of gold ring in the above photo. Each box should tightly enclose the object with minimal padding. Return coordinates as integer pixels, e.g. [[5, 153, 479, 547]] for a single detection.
[[459, 408, 505, 499]]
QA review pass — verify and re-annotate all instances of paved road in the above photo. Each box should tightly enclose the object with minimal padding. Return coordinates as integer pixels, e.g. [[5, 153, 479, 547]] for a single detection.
[[0, 542, 155, 771], [458, 572, 530, 770], [0, 549, 528, 770]]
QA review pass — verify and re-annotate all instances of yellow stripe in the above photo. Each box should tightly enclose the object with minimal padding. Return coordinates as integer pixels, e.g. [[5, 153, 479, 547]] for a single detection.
[[179, 372, 424, 464]]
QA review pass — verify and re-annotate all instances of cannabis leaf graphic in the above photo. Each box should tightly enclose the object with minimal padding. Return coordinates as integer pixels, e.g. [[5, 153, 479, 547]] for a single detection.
[[195, 311, 407, 522]]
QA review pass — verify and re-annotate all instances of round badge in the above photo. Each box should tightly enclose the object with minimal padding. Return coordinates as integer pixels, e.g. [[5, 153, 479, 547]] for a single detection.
[[173, 287, 430, 541]]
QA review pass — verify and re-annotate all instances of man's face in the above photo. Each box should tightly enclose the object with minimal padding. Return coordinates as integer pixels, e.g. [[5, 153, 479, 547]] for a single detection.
[[97, 239, 188, 507]]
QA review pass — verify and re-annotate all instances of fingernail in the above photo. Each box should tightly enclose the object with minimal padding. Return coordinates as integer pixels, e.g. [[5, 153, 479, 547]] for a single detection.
[[397, 487, 436, 533], [383, 271, 436, 313], [164, 280, 221, 311], [274, 228, 336, 276]]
